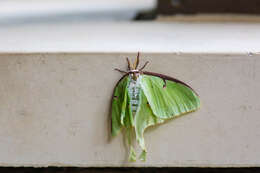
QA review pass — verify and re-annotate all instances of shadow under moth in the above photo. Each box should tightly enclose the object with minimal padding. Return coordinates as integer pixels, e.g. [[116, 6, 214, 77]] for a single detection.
[[111, 53, 200, 162]]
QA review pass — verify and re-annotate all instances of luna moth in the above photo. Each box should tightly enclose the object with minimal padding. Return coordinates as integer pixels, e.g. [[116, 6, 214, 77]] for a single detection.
[[111, 53, 200, 162]]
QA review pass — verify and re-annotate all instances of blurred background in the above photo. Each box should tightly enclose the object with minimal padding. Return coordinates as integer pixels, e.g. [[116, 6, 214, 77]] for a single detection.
[[1, 0, 260, 26], [0, 0, 156, 25]]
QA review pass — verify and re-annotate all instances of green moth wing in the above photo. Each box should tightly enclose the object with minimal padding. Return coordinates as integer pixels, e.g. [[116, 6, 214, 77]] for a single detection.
[[140, 73, 200, 119], [111, 74, 136, 161], [134, 73, 200, 161], [111, 75, 129, 136], [134, 89, 164, 161]]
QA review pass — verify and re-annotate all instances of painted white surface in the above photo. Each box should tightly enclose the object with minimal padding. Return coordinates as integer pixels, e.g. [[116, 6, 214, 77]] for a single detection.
[[0, 53, 259, 167], [0, 22, 260, 53]]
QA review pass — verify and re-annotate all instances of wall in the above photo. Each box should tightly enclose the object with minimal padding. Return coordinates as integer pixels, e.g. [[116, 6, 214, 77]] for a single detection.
[[0, 53, 259, 167]]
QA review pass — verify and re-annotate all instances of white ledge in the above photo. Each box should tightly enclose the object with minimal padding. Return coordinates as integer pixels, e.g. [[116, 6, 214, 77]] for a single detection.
[[1, 21, 260, 54]]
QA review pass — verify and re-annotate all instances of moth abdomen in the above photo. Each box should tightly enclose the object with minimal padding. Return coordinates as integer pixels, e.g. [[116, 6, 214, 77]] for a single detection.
[[128, 76, 141, 114]]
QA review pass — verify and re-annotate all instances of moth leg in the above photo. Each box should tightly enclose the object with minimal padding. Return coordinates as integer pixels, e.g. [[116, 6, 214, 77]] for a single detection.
[[134, 52, 140, 69], [126, 57, 134, 70], [114, 68, 128, 74], [139, 61, 149, 71]]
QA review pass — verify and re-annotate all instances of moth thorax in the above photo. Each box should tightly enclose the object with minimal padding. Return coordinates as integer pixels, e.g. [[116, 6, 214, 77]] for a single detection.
[[128, 76, 141, 115], [130, 72, 140, 81]]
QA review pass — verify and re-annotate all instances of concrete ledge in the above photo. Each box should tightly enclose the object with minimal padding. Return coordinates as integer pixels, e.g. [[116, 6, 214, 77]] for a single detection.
[[0, 53, 259, 167]]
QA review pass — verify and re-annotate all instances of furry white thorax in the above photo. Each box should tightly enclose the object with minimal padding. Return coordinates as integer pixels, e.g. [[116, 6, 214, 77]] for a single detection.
[[128, 75, 142, 115]]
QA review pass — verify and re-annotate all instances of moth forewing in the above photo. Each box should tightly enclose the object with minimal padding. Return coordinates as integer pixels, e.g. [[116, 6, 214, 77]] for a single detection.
[[111, 75, 129, 136], [140, 75, 200, 119]]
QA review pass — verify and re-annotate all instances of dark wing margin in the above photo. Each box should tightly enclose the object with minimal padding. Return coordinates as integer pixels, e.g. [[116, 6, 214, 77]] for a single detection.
[[114, 73, 129, 87], [142, 71, 199, 96]]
